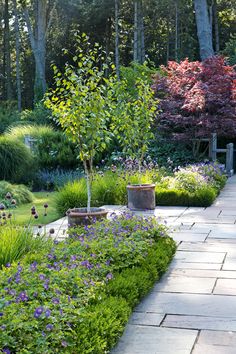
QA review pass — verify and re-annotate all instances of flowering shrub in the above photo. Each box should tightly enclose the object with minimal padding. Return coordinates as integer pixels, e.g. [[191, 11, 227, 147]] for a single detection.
[[156, 162, 226, 207], [0, 214, 176, 353]]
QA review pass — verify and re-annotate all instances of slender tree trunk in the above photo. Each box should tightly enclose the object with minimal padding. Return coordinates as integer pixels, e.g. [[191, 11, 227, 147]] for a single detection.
[[194, 0, 214, 60], [115, 0, 120, 78], [4, 0, 12, 99], [175, 0, 178, 61], [83, 160, 92, 213], [213, 0, 220, 52], [133, 0, 145, 63], [140, 2, 145, 63], [134, 0, 138, 62], [13, 0, 21, 111]]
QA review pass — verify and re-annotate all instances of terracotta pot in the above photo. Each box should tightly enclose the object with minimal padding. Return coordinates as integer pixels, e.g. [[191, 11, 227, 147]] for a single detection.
[[66, 207, 108, 226], [127, 184, 156, 210]]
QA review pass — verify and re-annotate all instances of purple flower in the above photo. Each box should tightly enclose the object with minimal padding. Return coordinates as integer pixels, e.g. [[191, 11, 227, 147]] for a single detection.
[[106, 273, 113, 280], [45, 309, 51, 318], [46, 324, 54, 331], [18, 291, 28, 302], [61, 341, 68, 347], [5, 263, 11, 268], [52, 297, 60, 304], [34, 306, 44, 318], [0, 312, 3, 317], [3, 349, 11, 354], [39, 274, 46, 281]]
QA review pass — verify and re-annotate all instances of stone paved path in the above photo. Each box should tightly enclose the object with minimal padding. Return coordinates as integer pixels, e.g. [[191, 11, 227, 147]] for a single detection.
[[110, 175, 236, 354]]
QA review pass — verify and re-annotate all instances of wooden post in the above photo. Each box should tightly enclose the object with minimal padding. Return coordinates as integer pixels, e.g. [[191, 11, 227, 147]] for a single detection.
[[226, 143, 234, 177], [209, 133, 217, 161]]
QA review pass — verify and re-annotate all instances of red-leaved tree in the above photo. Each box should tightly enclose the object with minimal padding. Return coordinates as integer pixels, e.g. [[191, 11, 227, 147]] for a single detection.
[[152, 57, 236, 154]]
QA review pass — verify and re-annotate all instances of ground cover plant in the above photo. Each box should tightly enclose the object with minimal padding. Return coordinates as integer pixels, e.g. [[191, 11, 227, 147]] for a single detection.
[[56, 161, 226, 213], [0, 214, 176, 353]]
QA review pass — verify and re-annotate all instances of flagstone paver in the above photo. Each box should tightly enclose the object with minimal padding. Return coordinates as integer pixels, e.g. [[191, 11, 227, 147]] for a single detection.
[[44, 175, 236, 353]]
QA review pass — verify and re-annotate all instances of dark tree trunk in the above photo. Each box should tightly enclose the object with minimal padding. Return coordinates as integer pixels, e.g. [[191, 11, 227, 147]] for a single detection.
[[194, 0, 214, 60], [13, 0, 22, 111], [4, 0, 12, 99], [115, 0, 120, 78]]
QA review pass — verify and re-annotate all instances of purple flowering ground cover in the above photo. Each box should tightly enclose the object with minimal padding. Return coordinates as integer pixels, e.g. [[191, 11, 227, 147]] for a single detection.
[[0, 214, 176, 354]]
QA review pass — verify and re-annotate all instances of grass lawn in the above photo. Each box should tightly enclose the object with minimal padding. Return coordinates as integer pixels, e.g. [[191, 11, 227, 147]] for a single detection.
[[11, 191, 60, 226]]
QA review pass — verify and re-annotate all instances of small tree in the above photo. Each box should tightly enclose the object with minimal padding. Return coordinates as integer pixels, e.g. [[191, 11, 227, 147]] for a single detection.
[[45, 34, 115, 212], [112, 75, 157, 176]]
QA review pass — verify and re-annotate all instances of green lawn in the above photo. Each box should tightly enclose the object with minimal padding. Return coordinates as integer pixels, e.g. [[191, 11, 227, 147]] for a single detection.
[[11, 191, 60, 226]]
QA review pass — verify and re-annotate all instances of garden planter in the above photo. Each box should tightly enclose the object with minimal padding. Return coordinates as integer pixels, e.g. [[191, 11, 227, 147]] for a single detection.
[[127, 184, 156, 210], [66, 207, 108, 226]]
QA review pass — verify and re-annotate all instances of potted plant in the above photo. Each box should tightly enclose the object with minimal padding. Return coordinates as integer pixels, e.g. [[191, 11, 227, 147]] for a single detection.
[[45, 34, 115, 225], [112, 73, 158, 210]]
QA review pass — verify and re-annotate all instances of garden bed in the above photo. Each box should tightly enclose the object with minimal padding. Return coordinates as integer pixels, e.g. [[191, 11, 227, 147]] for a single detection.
[[0, 214, 176, 353]]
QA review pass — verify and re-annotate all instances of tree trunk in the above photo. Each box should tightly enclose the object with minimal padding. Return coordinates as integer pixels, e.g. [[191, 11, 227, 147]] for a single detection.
[[83, 160, 92, 213], [13, 0, 21, 111], [115, 0, 120, 78], [213, 0, 220, 52], [194, 0, 214, 60], [133, 0, 145, 64], [23, 0, 47, 102], [175, 0, 179, 61], [4, 0, 12, 100]]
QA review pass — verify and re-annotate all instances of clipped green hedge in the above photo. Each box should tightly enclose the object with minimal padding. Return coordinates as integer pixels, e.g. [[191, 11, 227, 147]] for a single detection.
[[156, 186, 217, 207], [0, 215, 176, 353]]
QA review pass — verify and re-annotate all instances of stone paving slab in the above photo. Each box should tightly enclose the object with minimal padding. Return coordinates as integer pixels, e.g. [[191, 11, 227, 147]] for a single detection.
[[174, 250, 226, 263], [192, 330, 236, 354], [136, 292, 236, 318], [178, 241, 234, 252], [162, 315, 236, 331], [214, 278, 236, 295], [168, 260, 222, 270], [153, 276, 215, 294], [168, 268, 236, 279], [169, 232, 207, 242], [111, 325, 197, 354], [129, 312, 164, 326]]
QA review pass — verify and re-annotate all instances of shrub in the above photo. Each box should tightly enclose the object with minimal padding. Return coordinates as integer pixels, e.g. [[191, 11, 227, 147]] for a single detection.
[[0, 101, 20, 134], [0, 181, 33, 205], [20, 102, 52, 125], [6, 124, 78, 170], [0, 214, 176, 353], [35, 169, 83, 190], [0, 136, 35, 183], [56, 169, 164, 215], [0, 226, 51, 268], [156, 186, 216, 207]]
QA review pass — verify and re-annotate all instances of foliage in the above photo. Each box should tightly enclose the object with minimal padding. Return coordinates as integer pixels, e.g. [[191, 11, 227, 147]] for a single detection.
[[0, 181, 33, 205], [111, 76, 157, 172], [56, 161, 225, 213], [6, 124, 78, 170], [152, 56, 236, 149], [0, 227, 51, 269], [156, 187, 217, 207], [223, 35, 236, 65], [20, 102, 53, 125], [45, 33, 116, 211], [0, 214, 176, 353], [35, 169, 83, 191], [148, 140, 199, 169], [0, 102, 20, 134], [56, 169, 163, 215], [0, 136, 35, 183]]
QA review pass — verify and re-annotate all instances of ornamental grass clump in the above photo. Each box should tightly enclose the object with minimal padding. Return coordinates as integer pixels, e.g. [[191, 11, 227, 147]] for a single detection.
[[0, 214, 176, 353]]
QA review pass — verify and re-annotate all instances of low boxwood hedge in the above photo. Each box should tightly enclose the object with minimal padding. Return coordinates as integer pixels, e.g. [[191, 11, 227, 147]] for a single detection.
[[0, 214, 176, 353]]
